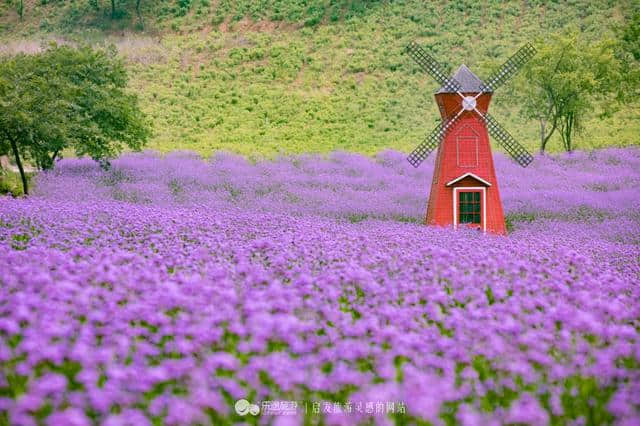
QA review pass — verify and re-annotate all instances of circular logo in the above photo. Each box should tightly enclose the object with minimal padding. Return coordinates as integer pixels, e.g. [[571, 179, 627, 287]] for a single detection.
[[249, 404, 260, 416], [235, 399, 260, 416], [235, 399, 250, 416]]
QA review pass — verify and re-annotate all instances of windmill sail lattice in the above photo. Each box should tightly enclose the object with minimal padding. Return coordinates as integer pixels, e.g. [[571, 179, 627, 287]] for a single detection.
[[405, 42, 462, 92], [482, 112, 534, 167], [405, 41, 536, 167], [407, 113, 463, 167], [479, 43, 537, 93]]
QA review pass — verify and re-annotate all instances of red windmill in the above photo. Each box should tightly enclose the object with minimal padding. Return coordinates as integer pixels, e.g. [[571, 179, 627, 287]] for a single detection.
[[404, 42, 537, 235]]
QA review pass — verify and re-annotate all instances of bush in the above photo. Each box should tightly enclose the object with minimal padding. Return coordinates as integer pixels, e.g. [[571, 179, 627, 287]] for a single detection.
[[0, 171, 27, 197], [176, 0, 192, 16]]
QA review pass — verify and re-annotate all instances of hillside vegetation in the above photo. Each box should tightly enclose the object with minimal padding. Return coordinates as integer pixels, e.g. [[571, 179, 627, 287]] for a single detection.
[[1, 0, 638, 157]]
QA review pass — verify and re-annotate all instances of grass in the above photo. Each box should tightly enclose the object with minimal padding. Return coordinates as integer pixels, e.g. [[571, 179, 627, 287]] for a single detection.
[[0, 0, 638, 158], [0, 171, 29, 197]]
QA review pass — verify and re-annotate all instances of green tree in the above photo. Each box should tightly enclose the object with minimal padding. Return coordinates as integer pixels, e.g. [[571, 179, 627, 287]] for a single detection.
[[613, 11, 640, 103], [0, 44, 150, 195], [518, 30, 627, 153], [619, 11, 640, 62], [136, 0, 144, 29]]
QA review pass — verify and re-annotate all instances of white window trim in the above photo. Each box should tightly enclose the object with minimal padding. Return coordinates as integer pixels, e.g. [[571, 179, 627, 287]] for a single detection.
[[446, 172, 492, 187], [453, 186, 487, 234]]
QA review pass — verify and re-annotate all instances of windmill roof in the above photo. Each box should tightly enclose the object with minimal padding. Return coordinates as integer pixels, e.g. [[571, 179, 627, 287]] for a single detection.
[[436, 64, 490, 94], [445, 172, 492, 187]]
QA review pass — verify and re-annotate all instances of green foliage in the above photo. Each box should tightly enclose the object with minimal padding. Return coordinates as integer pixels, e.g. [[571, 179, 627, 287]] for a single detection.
[[347, 213, 368, 223], [0, 170, 29, 197], [176, 0, 193, 17], [557, 376, 617, 425], [619, 10, 640, 61], [0, 44, 150, 194], [612, 10, 640, 105], [517, 28, 634, 152], [11, 232, 31, 250], [0, 0, 638, 159]]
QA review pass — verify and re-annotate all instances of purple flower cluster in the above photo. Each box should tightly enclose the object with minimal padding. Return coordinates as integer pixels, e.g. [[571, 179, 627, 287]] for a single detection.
[[1, 148, 639, 425]]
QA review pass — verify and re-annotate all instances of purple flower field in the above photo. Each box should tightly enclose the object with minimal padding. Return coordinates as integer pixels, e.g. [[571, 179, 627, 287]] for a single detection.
[[1, 148, 639, 425]]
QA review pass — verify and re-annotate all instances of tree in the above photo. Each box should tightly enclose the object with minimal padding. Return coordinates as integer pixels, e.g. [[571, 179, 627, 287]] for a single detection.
[[136, 0, 144, 29], [0, 44, 150, 195], [613, 11, 640, 102], [517, 30, 626, 152], [619, 11, 640, 62], [88, 0, 144, 25]]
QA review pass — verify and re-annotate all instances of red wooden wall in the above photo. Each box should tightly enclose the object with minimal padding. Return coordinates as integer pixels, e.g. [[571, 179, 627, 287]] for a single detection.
[[425, 92, 507, 235]]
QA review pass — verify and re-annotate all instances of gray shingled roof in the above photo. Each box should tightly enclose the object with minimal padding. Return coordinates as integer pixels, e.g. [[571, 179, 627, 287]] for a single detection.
[[436, 64, 490, 94]]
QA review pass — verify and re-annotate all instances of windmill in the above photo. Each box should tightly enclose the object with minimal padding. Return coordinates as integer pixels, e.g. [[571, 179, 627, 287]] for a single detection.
[[405, 41, 536, 235]]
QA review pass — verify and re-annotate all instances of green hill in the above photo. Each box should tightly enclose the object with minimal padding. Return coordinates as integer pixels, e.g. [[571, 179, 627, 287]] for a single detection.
[[1, 0, 638, 158]]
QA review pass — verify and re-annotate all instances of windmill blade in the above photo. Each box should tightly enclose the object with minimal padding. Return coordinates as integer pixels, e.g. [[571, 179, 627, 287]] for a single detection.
[[406, 41, 462, 92], [481, 112, 534, 167], [407, 111, 463, 167], [479, 43, 537, 92]]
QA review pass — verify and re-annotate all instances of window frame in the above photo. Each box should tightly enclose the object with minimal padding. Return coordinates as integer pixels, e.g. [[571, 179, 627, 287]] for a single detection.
[[458, 191, 481, 224], [453, 187, 486, 233]]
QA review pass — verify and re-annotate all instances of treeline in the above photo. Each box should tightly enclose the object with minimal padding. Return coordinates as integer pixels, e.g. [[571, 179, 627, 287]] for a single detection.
[[8, 0, 384, 30]]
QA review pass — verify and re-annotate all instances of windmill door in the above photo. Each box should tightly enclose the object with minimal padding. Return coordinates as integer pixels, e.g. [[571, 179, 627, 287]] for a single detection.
[[454, 188, 485, 232]]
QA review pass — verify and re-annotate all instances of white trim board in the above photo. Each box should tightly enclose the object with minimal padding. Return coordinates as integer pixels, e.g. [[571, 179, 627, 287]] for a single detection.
[[453, 186, 487, 234], [455, 124, 480, 168], [446, 172, 491, 187]]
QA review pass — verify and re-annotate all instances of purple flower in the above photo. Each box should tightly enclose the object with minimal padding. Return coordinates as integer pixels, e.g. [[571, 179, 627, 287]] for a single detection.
[[46, 408, 91, 426], [1, 148, 639, 424], [504, 393, 549, 425]]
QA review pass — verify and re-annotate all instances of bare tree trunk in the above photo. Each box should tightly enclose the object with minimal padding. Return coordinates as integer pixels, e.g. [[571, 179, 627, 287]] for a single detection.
[[50, 149, 60, 166], [566, 113, 573, 152], [38, 149, 59, 170], [136, 0, 144, 29], [8, 136, 28, 195], [560, 112, 575, 152], [539, 118, 547, 153], [541, 114, 558, 153]]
